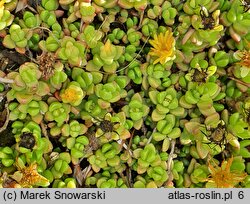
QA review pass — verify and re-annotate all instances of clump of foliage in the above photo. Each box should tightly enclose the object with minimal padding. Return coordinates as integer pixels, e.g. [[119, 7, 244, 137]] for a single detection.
[[0, 0, 250, 188]]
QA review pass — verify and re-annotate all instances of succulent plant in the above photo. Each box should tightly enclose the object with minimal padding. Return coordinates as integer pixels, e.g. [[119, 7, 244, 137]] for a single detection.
[[40, 10, 57, 27], [71, 67, 103, 95], [161, 1, 177, 25], [93, 0, 117, 9], [0, 147, 15, 167], [108, 28, 125, 44], [190, 164, 209, 185], [88, 39, 124, 73], [27, 33, 40, 51], [95, 81, 126, 109], [122, 93, 149, 130], [142, 63, 172, 90], [153, 114, 181, 141], [96, 176, 127, 188], [65, 135, 89, 164], [0, 0, 250, 189], [227, 112, 250, 139], [133, 175, 158, 188], [48, 63, 68, 89], [185, 52, 217, 83], [132, 145, 168, 187], [178, 1, 226, 52], [19, 11, 41, 28], [239, 140, 250, 158], [210, 50, 230, 68], [42, 0, 59, 11], [50, 119, 88, 138], [220, 0, 250, 42], [45, 101, 71, 126], [118, 0, 148, 10], [2, 24, 31, 54], [86, 171, 127, 188], [88, 142, 122, 173], [55, 37, 86, 66], [79, 25, 102, 48], [127, 60, 143, 84], [0, 82, 4, 92], [78, 1, 96, 23], [147, 165, 168, 186], [6, 62, 50, 104], [0, 0, 14, 31], [149, 87, 181, 121], [50, 152, 72, 179], [59, 0, 75, 6], [80, 95, 105, 120], [64, 21, 80, 38], [52, 178, 77, 188], [180, 82, 220, 111], [9, 100, 48, 123], [62, 120, 87, 137]]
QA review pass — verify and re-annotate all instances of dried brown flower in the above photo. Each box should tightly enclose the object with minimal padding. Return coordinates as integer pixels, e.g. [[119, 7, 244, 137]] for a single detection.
[[207, 157, 247, 188], [11, 163, 49, 187], [37, 52, 56, 80]]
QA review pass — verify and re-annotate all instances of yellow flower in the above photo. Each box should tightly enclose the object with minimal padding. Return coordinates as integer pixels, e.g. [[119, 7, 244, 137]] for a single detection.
[[149, 30, 176, 65], [60, 82, 84, 106], [61, 87, 79, 102], [101, 39, 116, 54], [206, 157, 247, 188], [0, 0, 5, 19], [0, 0, 5, 8]]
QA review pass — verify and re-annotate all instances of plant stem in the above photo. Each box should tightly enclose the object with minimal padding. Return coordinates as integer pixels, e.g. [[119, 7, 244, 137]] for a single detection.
[[137, 10, 144, 30], [0, 104, 10, 133], [165, 139, 176, 187], [229, 77, 250, 88], [146, 127, 156, 145], [119, 172, 130, 188], [182, 28, 195, 45], [116, 36, 150, 73], [127, 129, 135, 151], [40, 121, 49, 139], [0, 77, 14, 84], [126, 167, 133, 188]]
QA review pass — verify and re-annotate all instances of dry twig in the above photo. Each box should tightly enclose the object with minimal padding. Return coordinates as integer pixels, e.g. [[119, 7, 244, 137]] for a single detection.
[[0, 77, 14, 84], [229, 77, 250, 88], [0, 104, 10, 133], [165, 139, 176, 187]]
